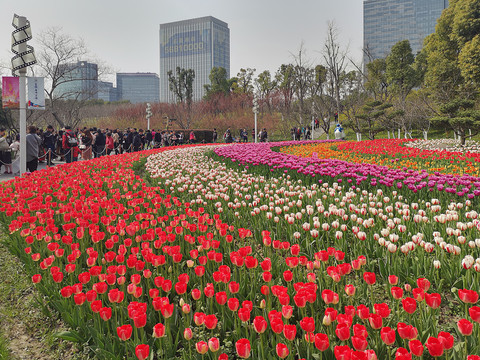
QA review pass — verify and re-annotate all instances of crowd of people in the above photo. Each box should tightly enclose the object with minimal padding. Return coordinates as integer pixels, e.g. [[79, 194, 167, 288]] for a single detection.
[[0, 125, 271, 174], [221, 128, 268, 143], [0, 127, 201, 174], [291, 127, 312, 140]]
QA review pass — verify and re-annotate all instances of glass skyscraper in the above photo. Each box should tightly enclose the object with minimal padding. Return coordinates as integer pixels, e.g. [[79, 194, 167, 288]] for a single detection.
[[159, 16, 230, 103], [116, 73, 160, 104], [54, 61, 98, 100], [364, 0, 448, 62]]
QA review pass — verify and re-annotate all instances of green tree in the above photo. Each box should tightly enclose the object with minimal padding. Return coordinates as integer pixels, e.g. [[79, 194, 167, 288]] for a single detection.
[[254, 70, 277, 112], [386, 40, 418, 105], [167, 67, 195, 129], [167, 67, 195, 104], [233, 68, 256, 94], [204, 67, 234, 99], [424, 0, 480, 144], [355, 100, 403, 140], [365, 59, 389, 102]]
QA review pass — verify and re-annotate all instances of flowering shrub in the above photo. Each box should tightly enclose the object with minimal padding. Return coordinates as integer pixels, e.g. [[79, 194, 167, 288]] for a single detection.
[[0, 141, 479, 359]]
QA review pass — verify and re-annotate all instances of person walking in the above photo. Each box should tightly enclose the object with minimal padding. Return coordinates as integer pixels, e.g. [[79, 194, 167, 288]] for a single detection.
[[0, 128, 12, 174], [43, 125, 57, 166], [106, 132, 114, 155], [62, 126, 79, 163], [81, 129, 93, 160], [26, 126, 42, 172], [93, 129, 106, 157], [189, 131, 196, 144], [212, 128, 217, 143]]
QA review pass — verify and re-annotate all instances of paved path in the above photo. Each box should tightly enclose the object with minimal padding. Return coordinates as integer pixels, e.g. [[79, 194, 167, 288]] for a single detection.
[[1, 157, 66, 182]]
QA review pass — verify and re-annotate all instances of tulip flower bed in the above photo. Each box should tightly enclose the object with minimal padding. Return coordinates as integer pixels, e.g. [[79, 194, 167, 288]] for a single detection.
[[279, 139, 480, 177], [0, 141, 479, 360]]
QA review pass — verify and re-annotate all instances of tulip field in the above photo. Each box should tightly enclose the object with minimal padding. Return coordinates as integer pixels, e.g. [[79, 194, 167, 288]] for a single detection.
[[1, 139, 480, 360]]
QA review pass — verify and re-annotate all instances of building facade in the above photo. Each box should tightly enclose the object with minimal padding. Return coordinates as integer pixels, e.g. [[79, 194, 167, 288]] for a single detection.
[[116, 73, 160, 104], [364, 0, 448, 62], [159, 16, 230, 103], [54, 61, 98, 100], [97, 81, 119, 102]]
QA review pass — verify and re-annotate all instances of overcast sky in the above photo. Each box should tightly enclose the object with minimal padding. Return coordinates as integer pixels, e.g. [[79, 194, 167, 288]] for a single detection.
[[1, 0, 363, 83]]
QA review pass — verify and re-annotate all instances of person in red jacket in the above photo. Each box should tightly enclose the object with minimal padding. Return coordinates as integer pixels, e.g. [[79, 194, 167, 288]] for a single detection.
[[106, 132, 114, 155], [62, 126, 80, 163]]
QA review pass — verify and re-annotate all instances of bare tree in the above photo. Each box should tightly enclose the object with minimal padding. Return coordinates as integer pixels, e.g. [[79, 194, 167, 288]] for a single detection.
[[323, 21, 348, 116], [35, 27, 110, 128]]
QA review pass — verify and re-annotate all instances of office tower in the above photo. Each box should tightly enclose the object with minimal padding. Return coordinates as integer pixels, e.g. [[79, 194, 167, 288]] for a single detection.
[[116, 73, 160, 104], [159, 16, 230, 102], [54, 61, 98, 100], [97, 81, 119, 102], [363, 0, 449, 62]]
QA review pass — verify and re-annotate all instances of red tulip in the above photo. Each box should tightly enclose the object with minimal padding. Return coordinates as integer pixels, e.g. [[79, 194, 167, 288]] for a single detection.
[[300, 317, 315, 333], [208, 337, 220, 352], [395, 348, 412, 360], [135, 344, 149, 360], [216, 291, 227, 305], [469, 305, 480, 323], [32, 274, 42, 283], [283, 270, 293, 282], [153, 323, 165, 338], [236, 338, 251, 359], [352, 335, 368, 351], [282, 305, 293, 319], [468, 356, 480, 360], [183, 327, 193, 340], [368, 313, 383, 329], [425, 293, 441, 309], [276, 343, 289, 359], [374, 303, 391, 318], [228, 281, 240, 294], [412, 288, 425, 302], [353, 324, 368, 338], [334, 345, 352, 360], [363, 272, 376, 285], [283, 324, 296, 341], [117, 324, 132, 341], [426, 337, 444, 357], [194, 312, 205, 326], [391, 286, 404, 300], [457, 318, 473, 336], [335, 323, 351, 341], [380, 327, 396, 345], [397, 322, 417, 340], [437, 331, 454, 350], [253, 316, 267, 334], [271, 318, 284, 334], [204, 314, 218, 329], [408, 339, 424, 356], [459, 289, 479, 304], [314, 333, 329, 351], [218, 353, 228, 360], [99, 307, 112, 321], [402, 297, 417, 314], [388, 275, 398, 285], [228, 297, 239, 311], [416, 277, 431, 291], [196, 341, 209, 354], [238, 308, 251, 322], [357, 305, 370, 320]]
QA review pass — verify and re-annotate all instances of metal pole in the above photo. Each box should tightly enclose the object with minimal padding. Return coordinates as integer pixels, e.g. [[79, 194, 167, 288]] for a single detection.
[[18, 16, 27, 175]]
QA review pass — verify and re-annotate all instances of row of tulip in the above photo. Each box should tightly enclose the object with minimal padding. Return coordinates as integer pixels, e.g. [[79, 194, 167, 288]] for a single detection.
[[279, 139, 480, 177], [0, 141, 477, 359], [146, 144, 480, 359]]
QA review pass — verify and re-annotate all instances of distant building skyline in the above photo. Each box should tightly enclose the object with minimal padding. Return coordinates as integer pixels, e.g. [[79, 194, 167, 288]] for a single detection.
[[116, 73, 160, 104], [54, 61, 98, 101], [159, 16, 230, 103], [363, 0, 448, 62]]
